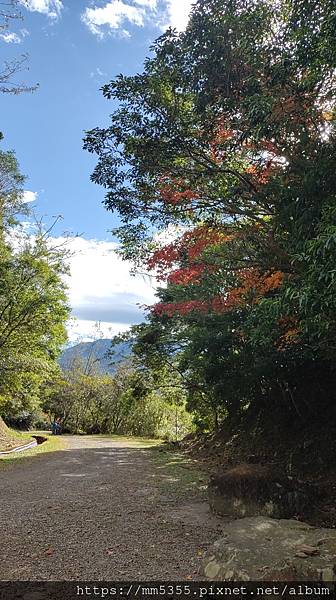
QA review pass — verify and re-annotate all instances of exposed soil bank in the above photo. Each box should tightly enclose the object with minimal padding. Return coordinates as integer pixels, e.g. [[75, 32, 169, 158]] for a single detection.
[[179, 422, 336, 528], [0, 417, 25, 453]]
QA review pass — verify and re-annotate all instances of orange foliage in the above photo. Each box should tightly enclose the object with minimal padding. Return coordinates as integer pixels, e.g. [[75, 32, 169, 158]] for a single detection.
[[147, 242, 181, 279], [277, 315, 301, 350], [167, 264, 211, 285], [225, 268, 284, 308], [153, 300, 209, 317], [209, 117, 235, 163], [147, 225, 235, 280], [245, 160, 278, 185], [152, 269, 284, 317], [184, 226, 234, 261], [158, 176, 198, 205]]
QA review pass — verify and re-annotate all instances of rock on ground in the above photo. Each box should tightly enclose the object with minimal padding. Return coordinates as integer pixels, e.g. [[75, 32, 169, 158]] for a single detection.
[[202, 516, 336, 581]]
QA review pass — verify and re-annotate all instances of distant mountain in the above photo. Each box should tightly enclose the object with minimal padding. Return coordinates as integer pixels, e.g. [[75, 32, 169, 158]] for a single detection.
[[59, 339, 131, 375]]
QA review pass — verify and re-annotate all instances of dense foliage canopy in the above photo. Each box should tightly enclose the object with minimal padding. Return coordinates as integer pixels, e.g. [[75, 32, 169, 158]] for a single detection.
[[85, 0, 336, 431], [0, 147, 70, 422]]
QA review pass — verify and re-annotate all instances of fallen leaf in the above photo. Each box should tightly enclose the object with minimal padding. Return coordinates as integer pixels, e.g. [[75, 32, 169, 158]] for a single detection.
[[45, 548, 54, 556]]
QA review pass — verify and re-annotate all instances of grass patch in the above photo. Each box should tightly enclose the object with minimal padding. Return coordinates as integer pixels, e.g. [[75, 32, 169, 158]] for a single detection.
[[0, 431, 66, 469], [87, 434, 163, 447], [151, 447, 208, 501]]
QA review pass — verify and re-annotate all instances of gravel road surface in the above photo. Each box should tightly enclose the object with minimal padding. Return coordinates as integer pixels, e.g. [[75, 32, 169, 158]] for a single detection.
[[0, 436, 224, 580]]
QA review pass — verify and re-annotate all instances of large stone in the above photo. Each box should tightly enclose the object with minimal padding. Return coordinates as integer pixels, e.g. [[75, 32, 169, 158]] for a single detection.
[[208, 464, 311, 519], [202, 516, 336, 581]]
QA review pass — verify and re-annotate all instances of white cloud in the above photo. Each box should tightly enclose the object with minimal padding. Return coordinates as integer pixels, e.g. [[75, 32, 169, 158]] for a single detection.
[[0, 32, 22, 44], [81, 1, 146, 38], [8, 228, 157, 342], [22, 190, 38, 203], [163, 0, 192, 31], [89, 66, 107, 79], [133, 0, 156, 7], [120, 28, 131, 38], [20, 0, 63, 19], [67, 318, 130, 343], [61, 237, 156, 342], [82, 0, 192, 38], [0, 28, 29, 44]]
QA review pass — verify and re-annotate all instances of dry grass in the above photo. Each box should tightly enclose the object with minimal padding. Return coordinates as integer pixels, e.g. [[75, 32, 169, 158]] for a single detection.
[[0, 417, 29, 453], [0, 431, 66, 468]]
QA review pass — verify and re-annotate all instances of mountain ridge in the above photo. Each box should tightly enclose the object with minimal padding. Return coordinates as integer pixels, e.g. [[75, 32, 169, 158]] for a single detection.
[[59, 338, 131, 374]]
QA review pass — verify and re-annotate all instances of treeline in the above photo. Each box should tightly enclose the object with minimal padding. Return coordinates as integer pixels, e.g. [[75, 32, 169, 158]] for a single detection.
[[43, 357, 192, 438], [0, 150, 70, 427], [85, 0, 336, 436]]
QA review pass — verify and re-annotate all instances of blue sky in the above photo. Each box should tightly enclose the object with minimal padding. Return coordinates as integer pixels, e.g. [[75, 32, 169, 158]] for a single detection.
[[1, 0, 192, 341]]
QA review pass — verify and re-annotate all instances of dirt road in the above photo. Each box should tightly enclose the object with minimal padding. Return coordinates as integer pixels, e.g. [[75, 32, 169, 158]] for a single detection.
[[0, 436, 224, 580]]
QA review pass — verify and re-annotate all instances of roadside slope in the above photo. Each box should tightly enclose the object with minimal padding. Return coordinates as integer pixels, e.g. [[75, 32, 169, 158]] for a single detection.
[[0, 417, 27, 453]]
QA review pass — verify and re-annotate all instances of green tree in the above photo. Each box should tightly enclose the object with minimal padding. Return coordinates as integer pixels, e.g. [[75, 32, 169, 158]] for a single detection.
[[0, 150, 70, 421], [85, 0, 336, 430]]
